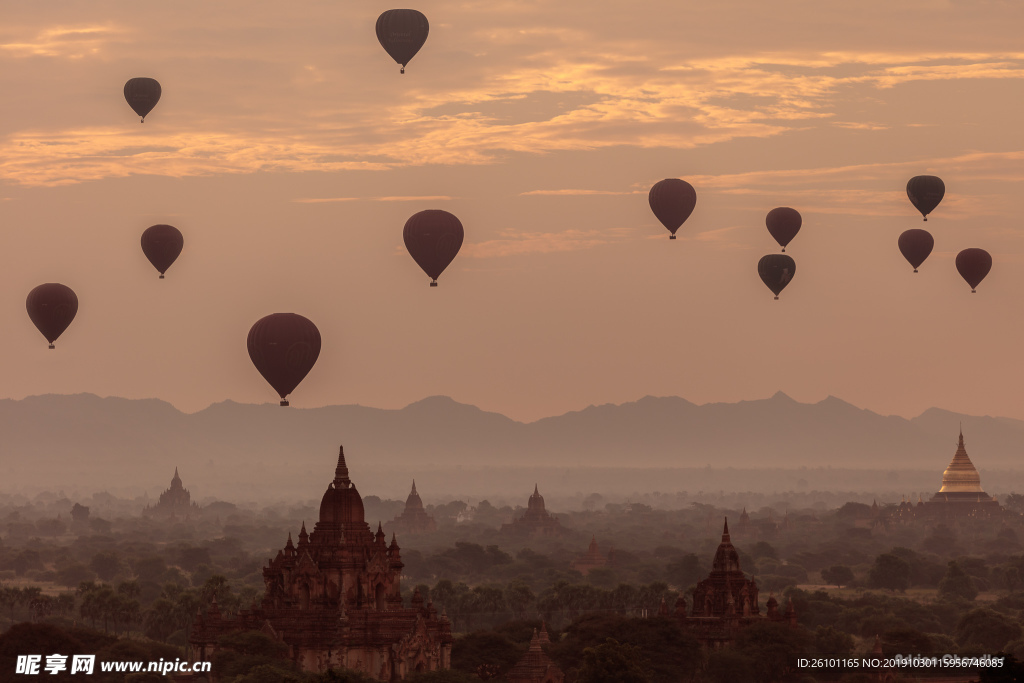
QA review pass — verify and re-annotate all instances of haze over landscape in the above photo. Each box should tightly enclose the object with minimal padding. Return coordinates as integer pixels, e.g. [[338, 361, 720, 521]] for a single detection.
[[6, 2, 1024, 681]]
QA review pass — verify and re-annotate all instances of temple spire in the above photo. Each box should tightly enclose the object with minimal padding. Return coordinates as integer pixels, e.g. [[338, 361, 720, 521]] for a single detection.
[[334, 445, 350, 488], [534, 483, 539, 496], [722, 517, 730, 542], [411, 480, 417, 495]]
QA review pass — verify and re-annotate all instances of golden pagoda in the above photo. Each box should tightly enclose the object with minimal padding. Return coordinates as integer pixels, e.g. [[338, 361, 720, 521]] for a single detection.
[[923, 429, 1001, 517]]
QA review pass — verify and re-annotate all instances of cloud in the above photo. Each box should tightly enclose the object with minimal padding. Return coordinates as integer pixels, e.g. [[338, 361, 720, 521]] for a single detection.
[[519, 189, 644, 196], [0, 25, 122, 59], [293, 196, 452, 204], [4, 8, 1024, 188], [463, 228, 632, 258]]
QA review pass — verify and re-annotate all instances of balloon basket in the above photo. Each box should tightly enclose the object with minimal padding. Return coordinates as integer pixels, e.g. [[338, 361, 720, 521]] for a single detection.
[[913, 269, 918, 273], [280, 399, 290, 407], [669, 235, 676, 240], [430, 281, 438, 287], [774, 296, 779, 300], [48, 344, 55, 349], [971, 289, 976, 293], [159, 274, 165, 279], [781, 248, 786, 252]]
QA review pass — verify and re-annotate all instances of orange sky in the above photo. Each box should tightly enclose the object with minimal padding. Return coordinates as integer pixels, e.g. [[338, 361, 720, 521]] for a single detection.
[[2, 1, 1024, 422]]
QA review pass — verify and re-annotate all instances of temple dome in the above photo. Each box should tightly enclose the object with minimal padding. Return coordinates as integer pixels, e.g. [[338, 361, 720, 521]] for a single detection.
[[938, 430, 984, 494], [528, 484, 545, 513], [406, 480, 423, 510], [318, 446, 365, 525], [712, 518, 742, 573]]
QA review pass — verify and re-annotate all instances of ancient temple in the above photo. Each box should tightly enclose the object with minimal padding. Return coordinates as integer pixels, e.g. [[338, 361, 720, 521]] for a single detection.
[[571, 537, 610, 576], [921, 430, 1001, 517], [388, 481, 437, 534], [190, 447, 452, 680], [678, 519, 795, 648], [500, 485, 565, 537], [506, 626, 564, 683], [143, 468, 199, 519]]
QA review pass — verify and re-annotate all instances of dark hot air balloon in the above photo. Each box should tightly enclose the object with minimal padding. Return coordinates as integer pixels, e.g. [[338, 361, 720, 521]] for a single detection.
[[124, 78, 162, 122], [26, 284, 78, 349], [648, 179, 696, 239], [403, 210, 464, 286], [907, 176, 944, 221], [757, 255, 796, 300], [955, 248, 992, 293], [141, 225, 184, 279], [766, 207, 801, 252], [376, 10, 429, 74], [247, 313, 322, 406], [897, 229, 934, 273]]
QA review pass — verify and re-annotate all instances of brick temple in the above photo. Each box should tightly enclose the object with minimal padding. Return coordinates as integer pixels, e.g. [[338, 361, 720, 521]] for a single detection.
[[143, 468, 200, 520], [500, 485, 565, 537], [676, 519, 796, 648], [190, 447, 453, 680], [388, 481, 437, 534]]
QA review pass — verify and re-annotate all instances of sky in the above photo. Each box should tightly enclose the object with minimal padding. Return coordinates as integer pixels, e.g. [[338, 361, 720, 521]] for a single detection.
[[2, 1, 1024, 423]]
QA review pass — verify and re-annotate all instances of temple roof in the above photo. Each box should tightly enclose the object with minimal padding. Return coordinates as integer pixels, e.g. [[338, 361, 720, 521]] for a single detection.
[[319, 445, 366, 527], [712, 518, 742, 573], [938, 430, 985, 494]]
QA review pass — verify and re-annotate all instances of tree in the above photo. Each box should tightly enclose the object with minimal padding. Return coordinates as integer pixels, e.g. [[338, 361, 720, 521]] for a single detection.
[[505, 581, 535, 620], [70, 503, 90, 522], [821, 565, 854, 588], [91, 551, 122, 582], [451, 631, 523, 677], [57, 563, 96, 588], [666, 554, 705, 590], [706, 649, 756, 683], [956, 609, 1022, 651], [578, 638, 650, 683], [939, 561, 978, 601], [868, 554, 910, 592], [814, 626, 854, 656]]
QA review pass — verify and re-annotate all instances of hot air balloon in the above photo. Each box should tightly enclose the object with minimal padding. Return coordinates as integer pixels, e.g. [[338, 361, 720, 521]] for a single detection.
[[376, 10, 429, 74], [955, 248, 992, 293], [247, 313, 321, 406], [26, 284, 78, 349], [757, 255, 796, 300], [907, 176, 944, 221], [648, 179, 696, 239], [403, 210, 464, 286], [897, 229, 934, 273], [124, 78, 162, 122], [766, 207, 801, 252], [141, 225, 184, 279]]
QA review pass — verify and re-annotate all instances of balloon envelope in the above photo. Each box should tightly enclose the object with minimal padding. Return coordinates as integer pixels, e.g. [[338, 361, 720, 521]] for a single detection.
[[955, 248, 992, 292], [403, 210, 464, 285], [757, 254, 796, 299], [141, 224, 184, 278], [766, 207, 801, 251], [648, 179, 696, 239], [897, 229, 934, 272], [124, 78, 161, 121], [906, 176, 944, 221], [247, 313, 322, 406], [376, 9, 429, 73], [26, 283, 78, 348]]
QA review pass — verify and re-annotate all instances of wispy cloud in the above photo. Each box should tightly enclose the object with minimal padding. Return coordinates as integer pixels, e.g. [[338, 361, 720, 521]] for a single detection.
[[464, 228, 632, 258], [0, 25, 122, 58], [293, 196, 452, 204], [520, 189, 644, 196]]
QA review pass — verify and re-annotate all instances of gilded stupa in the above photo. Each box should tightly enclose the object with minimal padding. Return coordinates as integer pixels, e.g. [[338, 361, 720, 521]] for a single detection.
[[923, 429, 1001, 516]]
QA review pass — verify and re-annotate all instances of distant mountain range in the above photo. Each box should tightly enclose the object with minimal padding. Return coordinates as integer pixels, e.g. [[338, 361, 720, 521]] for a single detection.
[[2, 392, 1022, 499]]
